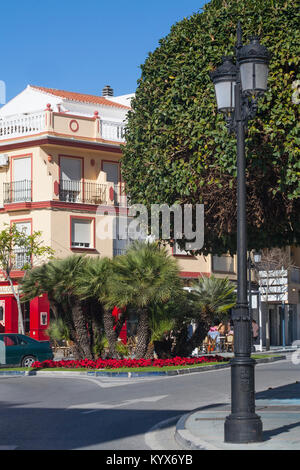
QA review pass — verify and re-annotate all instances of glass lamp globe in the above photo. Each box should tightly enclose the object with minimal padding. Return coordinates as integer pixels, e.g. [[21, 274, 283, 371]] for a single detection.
[[237, 37, 270, 96], [210, 57, 237, 113]]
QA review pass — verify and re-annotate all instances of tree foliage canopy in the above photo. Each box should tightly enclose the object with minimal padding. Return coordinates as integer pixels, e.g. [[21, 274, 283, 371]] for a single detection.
[[121, 0, 300, 255]]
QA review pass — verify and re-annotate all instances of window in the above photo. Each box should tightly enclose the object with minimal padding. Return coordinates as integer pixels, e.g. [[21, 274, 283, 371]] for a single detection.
[[22, 301, 30, 334], [12, 156, 32, 202], [71, 218, 93, 248], [102, 162, 119, 185], [102, 162, 120, 204], [3, 335, 18, 346], [212, 255, 235, 273], [112, 216, 141, 256], [13, 221, 32, 269], [19, 338, 28, 345], [60, 156, 82, 202]]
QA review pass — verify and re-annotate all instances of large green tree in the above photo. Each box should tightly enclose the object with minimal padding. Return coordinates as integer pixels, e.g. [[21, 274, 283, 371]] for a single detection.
[[121, 0, 300, 255]]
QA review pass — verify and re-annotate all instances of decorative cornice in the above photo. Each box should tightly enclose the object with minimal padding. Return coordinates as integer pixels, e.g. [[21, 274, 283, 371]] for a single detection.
[[1, 200, 128, 214], [0, 135, 123, 153]]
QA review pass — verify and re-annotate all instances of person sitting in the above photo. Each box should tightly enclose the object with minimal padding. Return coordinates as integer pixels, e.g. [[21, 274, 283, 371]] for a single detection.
[[218, 322, 227, 336]]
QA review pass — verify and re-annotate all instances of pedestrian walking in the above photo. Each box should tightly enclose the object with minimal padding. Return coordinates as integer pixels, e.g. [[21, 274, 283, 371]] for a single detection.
[[252, 319, 259, 352]]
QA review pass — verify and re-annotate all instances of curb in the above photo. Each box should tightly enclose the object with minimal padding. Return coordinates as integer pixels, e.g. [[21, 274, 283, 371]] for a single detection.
[[175, 412, 219, 451], [0, 355, 286, 378], [174, 355, 288, 451]]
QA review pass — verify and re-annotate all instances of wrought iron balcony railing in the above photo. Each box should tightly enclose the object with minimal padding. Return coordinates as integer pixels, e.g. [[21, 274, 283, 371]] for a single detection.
[[59, 180, 107, 205], [4, 180, 32, 203]]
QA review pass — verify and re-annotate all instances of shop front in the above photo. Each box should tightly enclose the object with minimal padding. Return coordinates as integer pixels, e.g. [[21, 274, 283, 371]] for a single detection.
[[0, 281, 50, 341]]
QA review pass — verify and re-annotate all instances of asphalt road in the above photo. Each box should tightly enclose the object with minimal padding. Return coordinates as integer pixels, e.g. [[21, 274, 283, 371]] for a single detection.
[[0, 355, 299, 450]]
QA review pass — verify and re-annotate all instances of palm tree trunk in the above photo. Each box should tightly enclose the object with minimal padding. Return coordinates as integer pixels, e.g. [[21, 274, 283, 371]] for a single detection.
[[135, 309, 150, 359], [72, 301, 93, 360], [59, 309, 83, 360], [49, 300, 83, 360], [144, 341, 154, 359], [103, 308, 119, 358]]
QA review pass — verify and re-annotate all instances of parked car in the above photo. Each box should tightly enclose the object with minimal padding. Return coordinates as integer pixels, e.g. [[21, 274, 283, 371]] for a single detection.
[[0, 333, 54, 367]]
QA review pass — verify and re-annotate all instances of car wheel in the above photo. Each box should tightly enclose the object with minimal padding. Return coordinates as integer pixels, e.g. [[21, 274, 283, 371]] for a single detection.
[[21, 356, 36, 367]]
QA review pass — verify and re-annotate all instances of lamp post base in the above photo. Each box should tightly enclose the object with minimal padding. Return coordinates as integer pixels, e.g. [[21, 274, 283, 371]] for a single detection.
[[224, 414, 263, 443], [224, 355, 263, 443]]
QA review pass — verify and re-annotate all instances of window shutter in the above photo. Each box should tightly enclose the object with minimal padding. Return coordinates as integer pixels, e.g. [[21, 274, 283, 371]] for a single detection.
[[212, 255, 234, 273], [13, 157, 31, 181], [102, 162, 119, 184], [60, 157, 82, 181], [72, 219, 91, 247]]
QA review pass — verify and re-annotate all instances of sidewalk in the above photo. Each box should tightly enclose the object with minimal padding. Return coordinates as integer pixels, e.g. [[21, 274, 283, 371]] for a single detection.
[[175, 382, 300, 450]]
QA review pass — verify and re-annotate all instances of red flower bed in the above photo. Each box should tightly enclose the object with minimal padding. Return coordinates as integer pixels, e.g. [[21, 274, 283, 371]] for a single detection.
[[32, 355, 227, 370]]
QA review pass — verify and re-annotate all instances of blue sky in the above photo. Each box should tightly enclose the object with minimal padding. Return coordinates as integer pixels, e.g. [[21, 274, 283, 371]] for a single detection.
[[1, 0, 207, 103]]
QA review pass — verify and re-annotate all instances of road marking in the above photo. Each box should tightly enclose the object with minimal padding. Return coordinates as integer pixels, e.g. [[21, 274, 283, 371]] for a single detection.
[[68, 395, 169, 414]]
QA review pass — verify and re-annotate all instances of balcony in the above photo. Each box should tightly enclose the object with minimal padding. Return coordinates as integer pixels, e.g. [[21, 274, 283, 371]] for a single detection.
[[4, 180, 32, 204], [0, 110, 126, 143], [59, 180, 108, 205], [0, 112, 46, 139], [2, 179, 128, 208], [100, 120, 125, 142]]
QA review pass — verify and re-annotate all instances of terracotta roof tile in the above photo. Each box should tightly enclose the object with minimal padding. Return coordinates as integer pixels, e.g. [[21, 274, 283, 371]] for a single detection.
[[30, 85, 130, 110]]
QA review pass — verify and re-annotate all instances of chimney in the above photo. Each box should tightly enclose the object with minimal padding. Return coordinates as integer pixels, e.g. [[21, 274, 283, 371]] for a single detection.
[[102, 85, 114, 97]]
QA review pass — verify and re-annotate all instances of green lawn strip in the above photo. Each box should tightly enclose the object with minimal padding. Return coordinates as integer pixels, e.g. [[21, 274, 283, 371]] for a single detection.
[[0, 361, 228, 373], [39, 361, 229, 372], [0, 355, 282, 373], [252, 354, 281, 360]]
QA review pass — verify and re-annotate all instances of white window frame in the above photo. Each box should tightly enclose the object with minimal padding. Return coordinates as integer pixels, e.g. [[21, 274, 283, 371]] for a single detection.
[[71, 218, 94, 249]]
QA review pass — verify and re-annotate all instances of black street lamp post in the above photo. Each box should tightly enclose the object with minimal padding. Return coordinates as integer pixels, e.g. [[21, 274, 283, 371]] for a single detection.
[[210, 22, 270, 443]]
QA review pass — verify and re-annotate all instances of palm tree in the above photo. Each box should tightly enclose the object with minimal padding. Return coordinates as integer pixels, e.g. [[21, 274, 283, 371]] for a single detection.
[[74, 257, 120, 358], [20, 256, 94, 359], [107, 241, 183, 359], [180, 275, 236, 356]]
